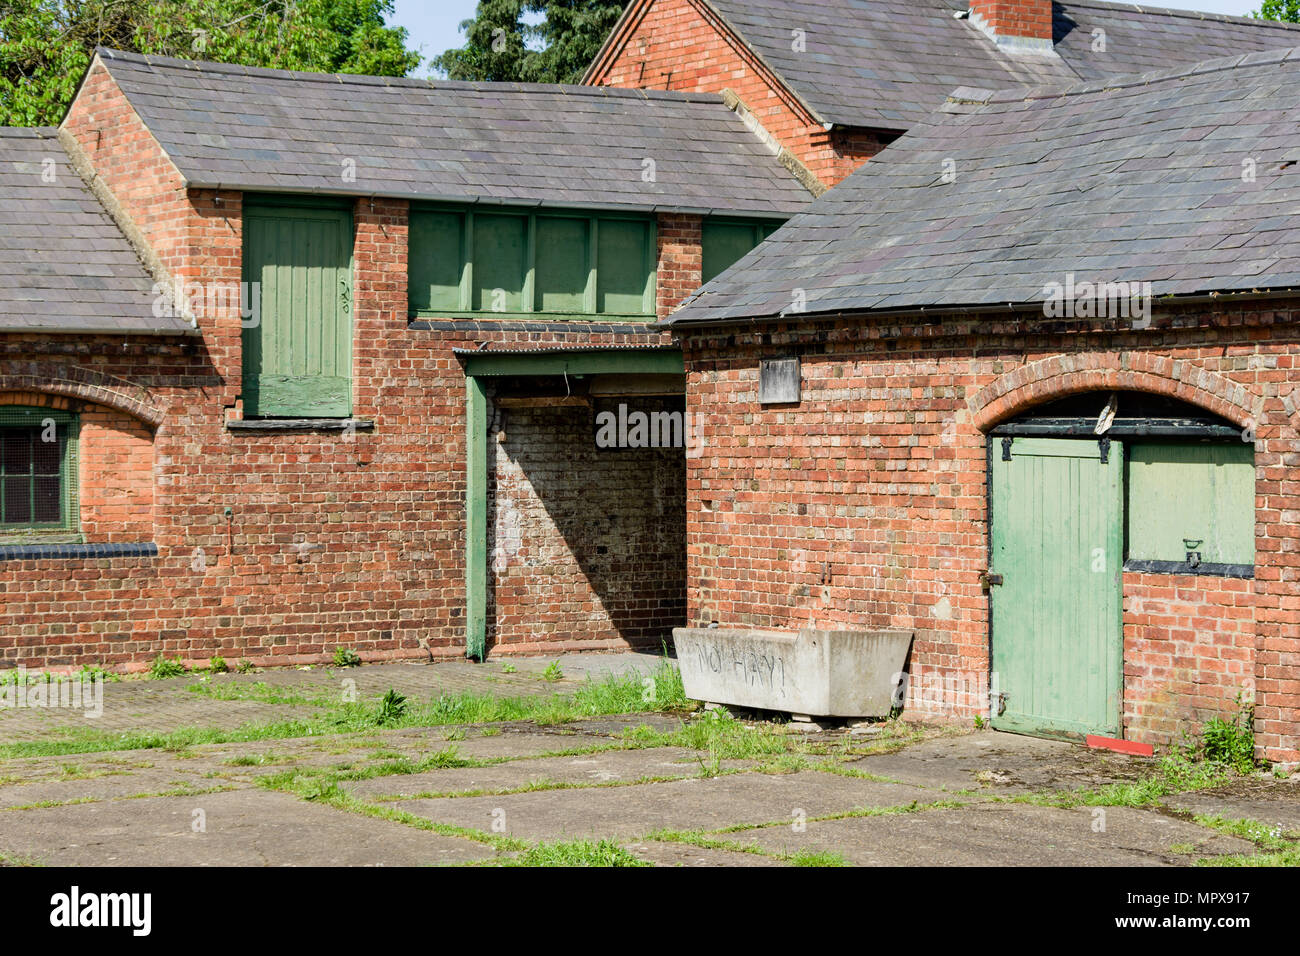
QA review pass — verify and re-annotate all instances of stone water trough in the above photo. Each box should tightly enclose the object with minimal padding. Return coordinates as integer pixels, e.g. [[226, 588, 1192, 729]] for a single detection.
[[672, 627, 915, 719]]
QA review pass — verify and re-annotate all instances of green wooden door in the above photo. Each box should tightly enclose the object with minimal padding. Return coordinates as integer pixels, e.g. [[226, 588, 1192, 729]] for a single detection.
[[242, 203, 354, 417], [990, 437, 1123, 739]]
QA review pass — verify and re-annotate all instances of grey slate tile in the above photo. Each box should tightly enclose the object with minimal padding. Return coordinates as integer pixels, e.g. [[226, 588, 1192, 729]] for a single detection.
[[667, 48, 1300, 325], [97, 49, 811, 216], [0, 129, 193, 336]]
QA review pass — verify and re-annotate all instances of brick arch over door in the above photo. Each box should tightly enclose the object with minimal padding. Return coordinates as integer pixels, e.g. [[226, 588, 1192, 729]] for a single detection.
[[969, 352, 1263, 432], [0, 371, 165, 429]]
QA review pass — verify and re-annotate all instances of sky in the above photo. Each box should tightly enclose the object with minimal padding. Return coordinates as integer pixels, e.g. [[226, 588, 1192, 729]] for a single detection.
[[390, 0, 1269, 74]]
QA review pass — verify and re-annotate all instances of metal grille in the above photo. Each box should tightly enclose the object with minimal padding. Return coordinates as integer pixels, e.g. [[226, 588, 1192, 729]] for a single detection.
[[0, 407, 77, 534]]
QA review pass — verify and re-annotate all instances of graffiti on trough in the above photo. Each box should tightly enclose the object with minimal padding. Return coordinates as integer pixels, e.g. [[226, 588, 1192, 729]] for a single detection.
[[691, 637, 787, 696]]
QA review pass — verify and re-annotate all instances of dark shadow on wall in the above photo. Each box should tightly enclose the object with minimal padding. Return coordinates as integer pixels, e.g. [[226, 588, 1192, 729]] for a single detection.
[[484, 387, 686, 656]]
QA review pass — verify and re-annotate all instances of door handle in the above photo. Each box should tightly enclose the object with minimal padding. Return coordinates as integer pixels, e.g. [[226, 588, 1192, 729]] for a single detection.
[[979, 572, 1004, 592], [339, 278, 351, 314]]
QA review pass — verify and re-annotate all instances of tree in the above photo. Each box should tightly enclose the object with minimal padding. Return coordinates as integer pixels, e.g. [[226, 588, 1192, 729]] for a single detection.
[[1254, 0, 1300, 21], [433, 0, 625, 84], [430, 0, 529, 83], [0, 0, 422, 127]]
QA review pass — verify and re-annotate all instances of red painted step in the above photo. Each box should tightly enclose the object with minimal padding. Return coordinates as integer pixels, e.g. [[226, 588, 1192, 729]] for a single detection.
[[1085, 734, 1154, 757]]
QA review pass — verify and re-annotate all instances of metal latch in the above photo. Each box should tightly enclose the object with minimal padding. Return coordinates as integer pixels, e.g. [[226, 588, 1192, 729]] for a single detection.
[[979, 572, 1004, 592]]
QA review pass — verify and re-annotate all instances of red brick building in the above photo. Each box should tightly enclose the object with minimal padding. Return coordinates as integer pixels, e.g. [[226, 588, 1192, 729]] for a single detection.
[[0, 49, 811, 670], [4, 2, 1300, 762], [667, 49, 1300, 763], [585, 0, 1300, 188]]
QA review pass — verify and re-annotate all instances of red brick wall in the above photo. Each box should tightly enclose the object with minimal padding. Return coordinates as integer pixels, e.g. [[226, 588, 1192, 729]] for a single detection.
[[970, 0, 1054, 41], [1, 67, 695, 673], [587, 0, 880, 187], [0, 391, 153, 542], [1124, 573, 1256, 744], [678, 308, 1300, 762], [77, 405, 155, 542], [488, 397, 686, 654], [657, 213, 703, 317]]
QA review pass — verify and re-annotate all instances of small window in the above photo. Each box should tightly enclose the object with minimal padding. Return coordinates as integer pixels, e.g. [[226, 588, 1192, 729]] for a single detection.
[[1126, 442, 1254, 570], [409, 207, 656, 320], [0, 407, 77, 537], [702, 219, 781, 285]]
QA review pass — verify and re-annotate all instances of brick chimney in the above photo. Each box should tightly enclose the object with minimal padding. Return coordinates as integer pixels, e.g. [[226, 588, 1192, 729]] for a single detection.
[[967, 1, 1055, 54]]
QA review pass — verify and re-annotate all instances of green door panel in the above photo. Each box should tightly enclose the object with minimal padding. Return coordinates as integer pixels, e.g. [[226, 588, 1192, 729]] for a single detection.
[[702, 221, 758, 285], [409, 209, 465, 312], [472, 213, 527, 312], [596, 218, 653, 315], [535, 216, 590, 313], [990, 437, 1123, 739], [1127, 442, 1255, 565], [242, 203, 353, 417]]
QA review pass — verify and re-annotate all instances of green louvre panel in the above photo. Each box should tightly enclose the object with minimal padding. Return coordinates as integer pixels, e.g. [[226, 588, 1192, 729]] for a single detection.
[[409, 210, 465, 313], [534, 216, 589, 313], [990, 438, 1123, 740], [596, 218, 653, 315], [242, 203, 354, 418], [473, 213, 527, 313], [1127, 443, 1255, 565]]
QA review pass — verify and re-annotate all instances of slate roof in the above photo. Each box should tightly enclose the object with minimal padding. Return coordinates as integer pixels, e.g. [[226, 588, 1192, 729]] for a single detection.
[[681, 0, 1300, 130], [0, 128, 192, 335], [665, 48, 1300, 326], [92, 48, 812, 217]]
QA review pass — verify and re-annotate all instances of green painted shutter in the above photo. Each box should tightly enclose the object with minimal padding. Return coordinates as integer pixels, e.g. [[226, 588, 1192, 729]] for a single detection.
[[473, 213, 527, 313], [535, 216, 590, 313], [1127, 442, 1254, 565], [409, 210, 465, 312], [990, 437, 1123, 739], [596, 218, 653, 315], [242, 202, 354, 418]]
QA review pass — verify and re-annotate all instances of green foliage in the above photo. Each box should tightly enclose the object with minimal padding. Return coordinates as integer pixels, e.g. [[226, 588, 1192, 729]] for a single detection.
[[1201, 693, 1257, 774], [207, 656, 228, 674], [0, 0, 421, 127], [433, 0, 625, 83], [148, 655, 187, 679], [374, 688, 407, 726], [500, 662, 518, 674], [332, 647, 362, 668], [541, 660, 564, 682], [513, 838, 649, 867], [236, 658, 255, 674], [1254, 0, 1300, 22]]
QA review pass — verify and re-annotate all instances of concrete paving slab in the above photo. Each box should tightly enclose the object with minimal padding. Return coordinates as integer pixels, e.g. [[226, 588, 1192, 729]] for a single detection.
[[1163, 778, 1300, 834], [392, 772, 952, 841], [625, 839, 785, 867], [725, 804, 1256, 866], [0, 655, 661, 742], [0, 768, 219, 809], [0, 789, 494, 866], [345, 747, 736, 800], [848, 731, 1155, 794]]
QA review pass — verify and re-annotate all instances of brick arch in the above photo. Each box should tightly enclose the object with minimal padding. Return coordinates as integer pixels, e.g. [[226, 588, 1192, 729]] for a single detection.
[[0, 371, 164, 428], [970, 352, 1261, 432]]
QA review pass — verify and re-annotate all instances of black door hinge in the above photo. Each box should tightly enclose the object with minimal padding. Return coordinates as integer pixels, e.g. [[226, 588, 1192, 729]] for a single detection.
[[1098, 435, 1111, 464], [1001, 436, 1013, 461]]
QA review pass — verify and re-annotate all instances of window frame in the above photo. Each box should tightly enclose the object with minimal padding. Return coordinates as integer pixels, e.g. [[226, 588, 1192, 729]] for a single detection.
[[1122, 438, 1255, 578], [0, 406, 79, 541], [408, 204, 658, 322]]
